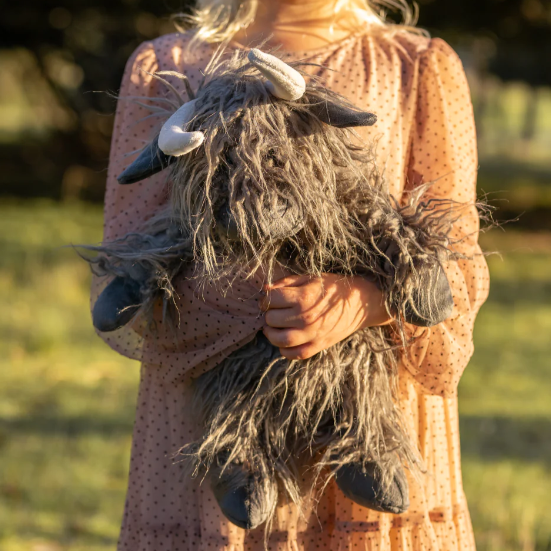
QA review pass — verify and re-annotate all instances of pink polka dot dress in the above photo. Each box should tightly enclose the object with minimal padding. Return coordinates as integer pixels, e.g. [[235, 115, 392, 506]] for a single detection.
[[93, 27, 490, 551]]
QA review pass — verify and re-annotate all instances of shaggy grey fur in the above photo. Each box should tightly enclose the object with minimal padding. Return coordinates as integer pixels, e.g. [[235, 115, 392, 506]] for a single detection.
[[81, 49, 467, 529]]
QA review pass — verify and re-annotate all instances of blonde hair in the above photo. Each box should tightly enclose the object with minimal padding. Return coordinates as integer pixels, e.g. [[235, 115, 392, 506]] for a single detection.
[[177, 0, 422, 48]]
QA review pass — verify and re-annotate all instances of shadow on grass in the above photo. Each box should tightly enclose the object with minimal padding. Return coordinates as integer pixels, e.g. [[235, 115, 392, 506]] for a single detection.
[[2, 521, 118, 549], [5, 412, 550, 465], [0, 414, 133, 437], [460, 415, 551, 465]]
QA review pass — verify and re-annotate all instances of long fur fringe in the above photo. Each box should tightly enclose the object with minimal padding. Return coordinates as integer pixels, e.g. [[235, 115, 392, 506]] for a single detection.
[[80, 208, 194, 327]]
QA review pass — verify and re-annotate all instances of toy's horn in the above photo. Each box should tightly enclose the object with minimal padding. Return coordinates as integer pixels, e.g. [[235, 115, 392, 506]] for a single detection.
[[248, 49, 306, 101], [310, 101, 378, 128], [117, 135, 176, 185], [158, 99, 205, 156], [117, 99, 204, 185]]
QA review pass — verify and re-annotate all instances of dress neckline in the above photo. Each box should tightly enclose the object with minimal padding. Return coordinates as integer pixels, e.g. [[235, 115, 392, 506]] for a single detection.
[[228, 29, 368, 58]]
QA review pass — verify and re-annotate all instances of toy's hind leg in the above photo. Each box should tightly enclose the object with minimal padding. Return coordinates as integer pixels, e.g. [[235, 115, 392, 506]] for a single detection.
[[335, 457, 409, 514], [210, 460, 278, 530], [306, 329, 413, 515], [192, 333, 284, 529], [316, 413, 410, 514]]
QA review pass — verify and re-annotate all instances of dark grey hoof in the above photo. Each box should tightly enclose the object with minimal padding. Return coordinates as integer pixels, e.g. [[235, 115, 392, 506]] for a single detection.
[[403, 264, 454, 327], [93, 276, 142, 332], [210, 466, 277, 530], [335, 461, 409, 515]]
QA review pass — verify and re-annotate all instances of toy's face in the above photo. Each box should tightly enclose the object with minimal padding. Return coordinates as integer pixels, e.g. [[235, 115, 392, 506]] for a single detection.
[[118, 49, 376, 186], [117, 50, 379, 276]]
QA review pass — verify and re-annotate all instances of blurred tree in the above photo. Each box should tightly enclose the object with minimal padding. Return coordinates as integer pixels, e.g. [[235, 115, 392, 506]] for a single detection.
[[0, 1, 192, 201], [417, 0, 551, 86], [417, 0, 551, 141], [0, 0, 547, 201]]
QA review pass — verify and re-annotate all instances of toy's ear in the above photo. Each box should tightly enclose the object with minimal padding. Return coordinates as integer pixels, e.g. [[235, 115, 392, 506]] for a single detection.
[[117, 135, 176, 185], [310, 101, 377, 128]]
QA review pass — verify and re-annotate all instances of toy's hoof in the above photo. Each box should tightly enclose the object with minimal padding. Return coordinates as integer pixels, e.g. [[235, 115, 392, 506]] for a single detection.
[[403, 264, 454, 327], [211, 466, 277, 530], [335, 461, 409, 515], [93, 276, 142, 332]]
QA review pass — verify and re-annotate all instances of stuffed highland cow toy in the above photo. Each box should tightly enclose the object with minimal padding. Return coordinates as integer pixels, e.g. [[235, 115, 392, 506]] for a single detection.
[[84, 49, 456, 530]]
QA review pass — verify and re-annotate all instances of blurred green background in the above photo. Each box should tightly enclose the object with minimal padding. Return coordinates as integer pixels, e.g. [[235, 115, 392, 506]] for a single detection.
[[1, 1, 550, 550]]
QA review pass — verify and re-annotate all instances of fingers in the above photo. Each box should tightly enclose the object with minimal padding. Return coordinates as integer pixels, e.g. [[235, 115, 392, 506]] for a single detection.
[[261, 289, 338, 328], [279, 342, 321, 360], [263, 325, 315, 349], [263, 323, 332, 359], [259, 285, 322, 312], [260, 278, 327, 312], [259, 287, 300, 311], [258, 273, 379, 361], [265, 308, 302, 328], [265, 305, 324, 328]]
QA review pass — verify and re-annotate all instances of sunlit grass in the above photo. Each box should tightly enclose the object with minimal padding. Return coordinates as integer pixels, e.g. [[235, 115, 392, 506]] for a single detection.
[[459, 232, 551, 551], [0, 201, 550, 550], [0, 200, 137, 551]]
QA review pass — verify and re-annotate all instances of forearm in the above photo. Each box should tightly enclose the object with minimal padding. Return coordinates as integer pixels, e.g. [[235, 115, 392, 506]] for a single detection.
[[353, 276, 394, 329]]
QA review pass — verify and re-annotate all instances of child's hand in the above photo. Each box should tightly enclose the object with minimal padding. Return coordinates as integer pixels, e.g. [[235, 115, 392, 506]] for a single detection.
[[259, 273, 392, 360]]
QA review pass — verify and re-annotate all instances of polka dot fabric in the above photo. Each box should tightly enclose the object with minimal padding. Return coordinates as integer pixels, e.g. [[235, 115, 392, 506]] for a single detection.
[[95, 28, 490, 551]]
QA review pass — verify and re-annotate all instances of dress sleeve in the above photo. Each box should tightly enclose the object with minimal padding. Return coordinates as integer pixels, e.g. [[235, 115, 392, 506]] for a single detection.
[[91, 40, 172, 361], [400, 38, 490, 398], [103, 40, 170, 242]]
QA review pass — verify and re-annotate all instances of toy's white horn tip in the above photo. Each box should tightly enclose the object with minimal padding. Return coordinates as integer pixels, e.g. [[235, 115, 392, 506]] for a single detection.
[[158, 99, 204, 156], [158, 131, 204, 157], [248, 49, 306, 101]]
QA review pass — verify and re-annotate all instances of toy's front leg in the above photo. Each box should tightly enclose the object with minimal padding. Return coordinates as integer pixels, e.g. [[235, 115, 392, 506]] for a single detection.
[[393, 259, 454, 327], [93, 275, 143, 332], [92, 256, 153, 333], [376, 235, 454, 328], [90, 223, 192, 333]]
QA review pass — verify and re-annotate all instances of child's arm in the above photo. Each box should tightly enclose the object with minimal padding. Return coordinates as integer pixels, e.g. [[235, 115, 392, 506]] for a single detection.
[[399, 38, 490, 398], [90, 40, 169, 357]]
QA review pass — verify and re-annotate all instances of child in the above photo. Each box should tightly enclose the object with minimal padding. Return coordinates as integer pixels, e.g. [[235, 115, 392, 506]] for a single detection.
[[94, 1, 489, 549]]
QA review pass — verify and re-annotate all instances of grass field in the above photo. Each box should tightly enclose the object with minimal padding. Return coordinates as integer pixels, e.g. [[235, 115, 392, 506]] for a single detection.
[[0, 201, 549, 551]]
